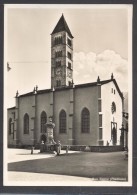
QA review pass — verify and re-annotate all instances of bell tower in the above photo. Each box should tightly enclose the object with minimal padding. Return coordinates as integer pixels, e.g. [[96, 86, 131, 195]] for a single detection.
[[51, 14, 74, 89]]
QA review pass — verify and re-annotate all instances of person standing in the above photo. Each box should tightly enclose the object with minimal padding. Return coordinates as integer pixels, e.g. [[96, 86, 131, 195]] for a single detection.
[[56, 141, 61, 155]]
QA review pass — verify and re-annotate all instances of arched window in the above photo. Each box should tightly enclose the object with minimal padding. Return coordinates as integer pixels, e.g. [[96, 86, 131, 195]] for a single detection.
[[59, 110, 67, 133], [9, 118, 12, 135], [24, 113, 29, 134], [41, 111, 47, 133], [56, 61, 61, 67], [57, 37, 59, 44], [55, 51, 62, 58], [81, 108, 90, 133], [54, 38, 57, 45], [59, 37, 61, 44], [54, 36, 63, 45], [60, 36, 63, 43], [111, 101, 116, 114]]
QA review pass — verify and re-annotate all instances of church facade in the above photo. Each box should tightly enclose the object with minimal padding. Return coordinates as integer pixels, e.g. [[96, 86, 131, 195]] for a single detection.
[[7, 15, 124, 147]]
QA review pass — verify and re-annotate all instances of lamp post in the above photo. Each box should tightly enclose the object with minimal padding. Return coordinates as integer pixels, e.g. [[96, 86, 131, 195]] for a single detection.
[[119, 123, 128, 148], [119, 123, 124, 147]]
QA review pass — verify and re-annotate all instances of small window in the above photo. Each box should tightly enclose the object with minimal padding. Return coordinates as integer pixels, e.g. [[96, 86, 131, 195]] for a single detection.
[[67, 38, 72, 47], [68, 62, 71, 69], [111, 88, 113, 93], [67, 52, 71, 60], [114, 89, 115, 94]]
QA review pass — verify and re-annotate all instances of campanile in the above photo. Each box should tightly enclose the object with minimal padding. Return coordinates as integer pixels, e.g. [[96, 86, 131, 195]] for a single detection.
[[51, 14, 74, 89]]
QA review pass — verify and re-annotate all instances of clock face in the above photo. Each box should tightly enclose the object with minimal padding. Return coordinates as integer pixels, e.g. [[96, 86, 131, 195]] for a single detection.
[[55, 68, 62, 76], [67, 69, 72, 78]]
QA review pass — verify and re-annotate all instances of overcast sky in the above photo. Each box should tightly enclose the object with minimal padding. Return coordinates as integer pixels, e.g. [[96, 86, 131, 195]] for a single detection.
[[5, 5, 132, 108]]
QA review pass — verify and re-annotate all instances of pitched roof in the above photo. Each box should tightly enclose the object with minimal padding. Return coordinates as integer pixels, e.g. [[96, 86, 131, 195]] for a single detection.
[[17, 78, 123, 99], [19, 89, 51, 98], [51, 14, 74, 38]]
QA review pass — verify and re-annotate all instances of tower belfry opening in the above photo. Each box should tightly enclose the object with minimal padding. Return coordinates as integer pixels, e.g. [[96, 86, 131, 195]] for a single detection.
[[51, 14, 74, 89]]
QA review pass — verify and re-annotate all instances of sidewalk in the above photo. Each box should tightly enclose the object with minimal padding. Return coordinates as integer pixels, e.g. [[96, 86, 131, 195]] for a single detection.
[[8, 171, 91, 182], [7, 148, 79, 163]]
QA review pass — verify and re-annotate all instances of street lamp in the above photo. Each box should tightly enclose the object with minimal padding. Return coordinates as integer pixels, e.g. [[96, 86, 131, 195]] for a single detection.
[[119, 123, 128, 148]]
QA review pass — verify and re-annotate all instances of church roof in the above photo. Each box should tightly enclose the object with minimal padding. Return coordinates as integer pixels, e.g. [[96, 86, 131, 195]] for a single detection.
[[51, 14, 74, 38], [18, 78, 123, 99]]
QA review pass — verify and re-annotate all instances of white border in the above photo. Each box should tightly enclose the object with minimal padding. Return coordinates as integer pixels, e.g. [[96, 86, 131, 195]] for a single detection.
[[5, 4, 133, 9], [4, 4, 8, 186], [4, 4, 133, 187], [127, 4, 133, 186]]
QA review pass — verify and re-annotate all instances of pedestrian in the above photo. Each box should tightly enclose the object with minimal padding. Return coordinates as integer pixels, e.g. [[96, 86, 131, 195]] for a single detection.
[[56, 141, 61, 156], [40, 140, 44, 153], [31, 146, 34, 154], [66, 145, 69, 154]]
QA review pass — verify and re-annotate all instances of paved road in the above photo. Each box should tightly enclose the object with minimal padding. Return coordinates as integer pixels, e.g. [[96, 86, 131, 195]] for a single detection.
[[6, 148, 128, 185]]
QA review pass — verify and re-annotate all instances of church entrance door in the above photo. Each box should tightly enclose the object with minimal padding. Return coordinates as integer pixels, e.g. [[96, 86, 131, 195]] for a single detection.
[[41, 134, 47, 144], [111, 122, 117, 146]]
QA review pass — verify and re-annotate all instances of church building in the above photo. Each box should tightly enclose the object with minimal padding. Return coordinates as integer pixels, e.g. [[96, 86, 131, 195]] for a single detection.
[[7, 14, 124, 147]]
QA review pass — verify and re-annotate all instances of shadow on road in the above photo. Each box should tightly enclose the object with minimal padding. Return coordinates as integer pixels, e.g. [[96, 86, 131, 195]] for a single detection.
[[8, 152, 128, 179]]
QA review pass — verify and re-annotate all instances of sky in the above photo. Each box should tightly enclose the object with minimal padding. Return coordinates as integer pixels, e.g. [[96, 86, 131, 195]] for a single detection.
[[5, 5, 132, 108]]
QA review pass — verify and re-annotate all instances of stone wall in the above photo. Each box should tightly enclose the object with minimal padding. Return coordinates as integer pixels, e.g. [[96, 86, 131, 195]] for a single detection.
[[61, 145, 124, 152]]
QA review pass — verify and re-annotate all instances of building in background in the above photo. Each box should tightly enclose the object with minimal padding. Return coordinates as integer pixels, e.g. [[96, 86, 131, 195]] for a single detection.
[[7, 14, 124, 147]]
